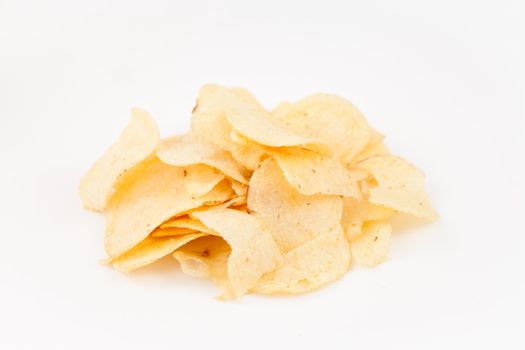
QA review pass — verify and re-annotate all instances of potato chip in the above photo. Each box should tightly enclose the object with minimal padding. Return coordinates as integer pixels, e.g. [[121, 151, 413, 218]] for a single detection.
[[183, 164, 225, 197], [230, 131, 268, 170], [105, 157, 232, 258], [79, 108, 160, 211], [173, 235, 232, 296], [357, 155, 437, 220], [110, 233, 207, 272], [157, 134, 248, 184], [272, 148, 361, 197], [231, 87, 265, 110], [248, 159, 343, 253], [230, 180, 248, 196], [191, 208, 283, 298], [160, 216, 217, 235], [272, 94, 371, 162], [150, 227, 199, 238], [253, 225, 350, 294], [341, 197, 396, 241], [351, 221, 391, 267], [211, 195, 247, 209]]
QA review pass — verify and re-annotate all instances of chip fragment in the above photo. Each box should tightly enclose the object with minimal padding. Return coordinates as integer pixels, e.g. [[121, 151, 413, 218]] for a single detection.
[[253, 225, 350, 294], [191, 208, 283, 298], [248, 159, 343, 253], [351, 221, 392, 267], [357, 155, 437, 220], [79, 108, 160, 211]]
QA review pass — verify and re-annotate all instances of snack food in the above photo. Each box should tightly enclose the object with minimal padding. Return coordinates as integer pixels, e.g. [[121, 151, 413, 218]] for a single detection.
[[80, 85, 437, 299]]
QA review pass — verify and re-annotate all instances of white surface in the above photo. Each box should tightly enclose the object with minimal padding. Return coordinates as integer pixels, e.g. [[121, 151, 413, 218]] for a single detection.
[[1, 1, 524, 349]]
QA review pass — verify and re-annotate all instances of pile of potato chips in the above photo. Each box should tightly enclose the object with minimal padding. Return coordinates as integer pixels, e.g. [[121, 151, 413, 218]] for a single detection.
[[80, 85, 437, 299]]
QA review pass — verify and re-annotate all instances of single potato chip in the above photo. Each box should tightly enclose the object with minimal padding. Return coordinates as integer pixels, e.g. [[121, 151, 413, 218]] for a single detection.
[[105, 157, 232, 258], [109, 233, 207, 272], [184, 164, 225, 197], [230, 180, 248, 196], [211, 195, 247, 209], [272, 94, 371, 162], [253, 225, 350, 294], [150, 227, 199, 238], [357, 155, 437, 220], [157, 133, 248, 184], [160, 216, 217, 235], [248, 159, 343, 253], [272, 147, 361, 197], [79, 108, 160, 211], [341, 197, 396, 241], [351, 221, 391, 267], [173, 235, 232, 296], [191, 208, 283, 298]]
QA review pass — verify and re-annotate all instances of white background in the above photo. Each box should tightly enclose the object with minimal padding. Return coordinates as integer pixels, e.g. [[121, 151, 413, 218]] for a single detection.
[[1, 1, 524, 349]]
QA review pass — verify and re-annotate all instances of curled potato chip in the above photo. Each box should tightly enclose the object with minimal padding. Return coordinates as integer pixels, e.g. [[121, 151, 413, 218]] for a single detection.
[[253, 225, 350, 294], [191, 208, 283, 298], [248, 159, 342, 253], [230, 180, 248, 196], [151, 227, 199, 237], [351, 221, 391, 267], [357, 155, 437, 220], [157, 134, 247, 184], [272, 148, 361, 197], [341, 197, 396, 241], [184, 164, 225, 197], [110, 233, 206, 272], [79, 108, 160, 211], [231, 87, 265, 109], [159, 216, 217, 235], [272, 94, 371, 162], [105, 157, 232, 258], [173, 236, 232, 295], [211, 195, 247, 209]]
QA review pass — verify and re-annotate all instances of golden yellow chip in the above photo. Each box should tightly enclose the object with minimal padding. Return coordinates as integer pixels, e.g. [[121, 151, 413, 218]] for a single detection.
[[159, 216, 217, 235], [79, 108, 159, 211], [157, 134, 248, 184], [191, 208, 283, 298], [272, 94, 371, 162], [351, 221, 391, 267], [183, 164, 225, 198], [253, 225, 350, 294], [109, 233, 207, 272], [272, 148, 361, 197], [230, 180, 248, 196], [105, 157, 232, 258], [150, 227, 199, 238], [247, 159, 343, 253], [357, 155, 437, 220]]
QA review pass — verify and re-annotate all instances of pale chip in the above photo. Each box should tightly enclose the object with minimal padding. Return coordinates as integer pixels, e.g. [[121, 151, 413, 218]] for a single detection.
[[79, 108, 159, 211], [110, 233, 206, 272], [272, 147, 361, 197], [247, 159, 342, 253], [105, 157, 232, 258], [351, 221, 391, 267], [230, 180, 248, 196], [253, 225, 350, 294], [191, 208, 283, 298], [173, 236, 232, 295], [272, 94, 371, 161], [357, 155, 437, 220], [184, 164, 225, 197], [341, 197, 396, 241], [157, 133, 247, 184]]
